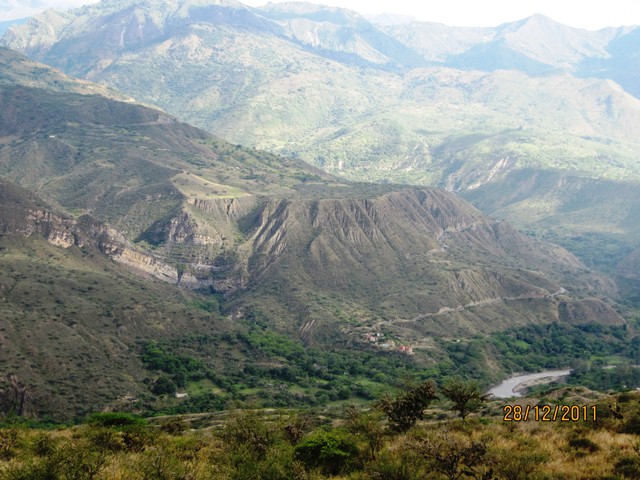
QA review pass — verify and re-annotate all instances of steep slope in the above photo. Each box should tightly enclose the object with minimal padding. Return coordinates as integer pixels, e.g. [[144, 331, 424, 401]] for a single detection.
[[0, 18, 28, 37], [447, 15, 618, 73], [257, 2, 426, 68], [0, 46, 622, 338], [231, 187, 620, 344], [579, 27, 640, 98], [464, 171, 640, 270], [3, 2, 640, 287], [0, 179, 236, 420], [3, 3, 639, 186]]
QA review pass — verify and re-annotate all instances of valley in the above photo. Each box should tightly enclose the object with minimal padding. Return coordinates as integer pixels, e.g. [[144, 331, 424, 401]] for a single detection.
[[0, 0, 638, 440]]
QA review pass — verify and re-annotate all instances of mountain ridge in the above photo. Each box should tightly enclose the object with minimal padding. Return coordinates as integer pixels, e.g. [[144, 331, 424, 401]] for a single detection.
[[4, 1, 640, 281]]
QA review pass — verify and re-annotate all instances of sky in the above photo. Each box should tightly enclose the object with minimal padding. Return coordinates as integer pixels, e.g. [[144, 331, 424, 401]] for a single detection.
[[1, 0, 639, 30]]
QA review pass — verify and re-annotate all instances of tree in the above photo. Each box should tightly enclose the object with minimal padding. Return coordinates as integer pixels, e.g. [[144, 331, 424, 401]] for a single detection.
[[345, 405, 384, 459], [294, 430, 359, 475], [151, 376, 176, 396], [376, 380, 438, 432], [442, 379, 488, 421], [0, 374, 29, 417], [415, 430, 489, 480]]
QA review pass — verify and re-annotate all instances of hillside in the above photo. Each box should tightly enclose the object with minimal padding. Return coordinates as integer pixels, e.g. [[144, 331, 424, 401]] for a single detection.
[[0, 47, 632, 418], [4, 1, 640, 280], [0, 179, 239, 420], [0, 47, 619, 326]]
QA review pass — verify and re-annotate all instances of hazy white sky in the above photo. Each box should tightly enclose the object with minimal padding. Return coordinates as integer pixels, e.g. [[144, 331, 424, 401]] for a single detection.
[[1, 0, 639, 30]]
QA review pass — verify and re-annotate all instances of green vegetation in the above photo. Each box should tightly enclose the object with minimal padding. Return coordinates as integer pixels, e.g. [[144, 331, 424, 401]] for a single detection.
[[2, 389, 640, 479], [490, 323, 636, 369], [1, 29, 640, 428], [441, 380, 488, 421], [375, 381, 438, 432], [134, 326, 438, 415], [567, 365, 640, 392]]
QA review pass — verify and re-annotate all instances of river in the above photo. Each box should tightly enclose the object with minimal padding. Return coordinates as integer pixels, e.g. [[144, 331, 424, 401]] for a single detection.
[[487, 369, 572, 398]]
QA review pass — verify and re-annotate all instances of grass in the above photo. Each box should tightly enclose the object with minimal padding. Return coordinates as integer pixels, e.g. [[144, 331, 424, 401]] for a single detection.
[[2, 389, 640, 479], [171, 173, 249, 199]]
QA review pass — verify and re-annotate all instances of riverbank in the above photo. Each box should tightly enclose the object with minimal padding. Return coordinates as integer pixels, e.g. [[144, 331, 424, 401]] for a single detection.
[[488, 369, 572, 398]]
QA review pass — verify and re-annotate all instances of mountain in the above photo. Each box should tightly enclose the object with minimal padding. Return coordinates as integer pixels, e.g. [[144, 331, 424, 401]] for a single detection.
[[380, 14, 640, 97], [364, 13, 417, 27], [257, 2, 426, 68], [0, 46, 614, 330], [0, 47, 628, 419], [0, 17, 29, 37], [4, 1, 640, 284], [3, 2, 640, 286]]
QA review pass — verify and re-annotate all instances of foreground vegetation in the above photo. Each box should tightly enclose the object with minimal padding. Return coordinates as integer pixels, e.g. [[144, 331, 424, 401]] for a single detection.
[[1, 387, 640, 480]]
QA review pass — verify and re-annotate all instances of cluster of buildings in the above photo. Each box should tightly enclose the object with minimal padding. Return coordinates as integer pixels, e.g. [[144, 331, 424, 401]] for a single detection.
[[363, 332, 413, 354]]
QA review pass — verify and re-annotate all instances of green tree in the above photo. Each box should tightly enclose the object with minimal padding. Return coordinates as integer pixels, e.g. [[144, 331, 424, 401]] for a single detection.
[[345, 405, 384, 459], [376, 381, 438, 432], [151, 376, 176, 396], [441, 379, 488, 421], [294, 429, 359, 475]]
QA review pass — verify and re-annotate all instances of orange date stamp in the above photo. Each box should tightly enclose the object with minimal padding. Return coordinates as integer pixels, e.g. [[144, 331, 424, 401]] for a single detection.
[[503, 405, 597, 422]]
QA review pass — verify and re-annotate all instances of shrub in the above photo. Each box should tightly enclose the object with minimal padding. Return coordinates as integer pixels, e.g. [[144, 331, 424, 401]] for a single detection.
[[87, 412, 146, 429], [31, 433, 56, 457], [376, 381, 438, 432], [621, 410, 640, 435], [222, 411, 277, 459], [0, 427, 19, 459], [568, 436, 599, 453], [345, 406, 384, 460], [441, 379, 488, 421], [294, 430, 359, 475], [365, 449, 422, 480], [152, 376, 177, 396], [414, 430, 488, 480], [133, 446, 192, 480], [614, 456, 640, 479]]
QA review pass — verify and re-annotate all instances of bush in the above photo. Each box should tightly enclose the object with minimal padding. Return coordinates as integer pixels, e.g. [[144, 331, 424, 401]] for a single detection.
[[568, 437, 599, 453], [365, 450, 422, 480], [31, 433, 56, 457], [376, 381, 438, 432], [3, 442, 107, 480], [87, 412, 146, 429], [615, 456, 640, 479], [414, 430, 488, 480], [0, 427, 19, 459], [441, 379, 487, 420], [294, 430, 359, 475], [152, 376, 177, 396], [133, 446, 193, 480], [621, 410, 640, 435], [222, 411, 277, 459]]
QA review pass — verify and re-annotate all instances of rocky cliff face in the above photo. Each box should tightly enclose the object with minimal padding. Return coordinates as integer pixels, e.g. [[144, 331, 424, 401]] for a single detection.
[[0, 180, 200, 286]]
